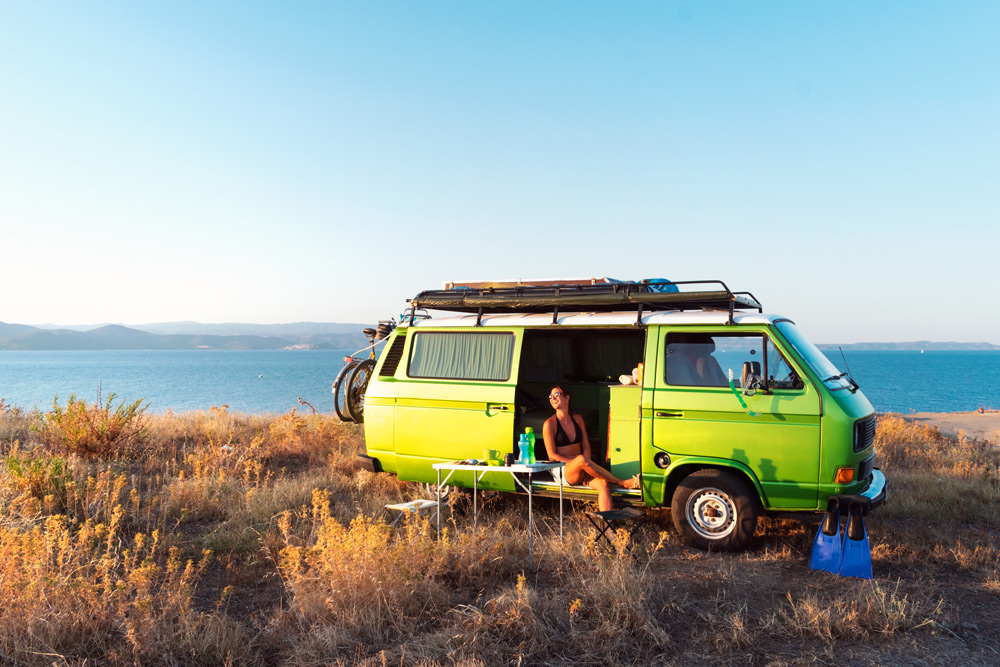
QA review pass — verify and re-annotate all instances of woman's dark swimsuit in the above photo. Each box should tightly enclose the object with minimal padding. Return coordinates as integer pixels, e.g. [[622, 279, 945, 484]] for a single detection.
[[552, 414, 592, 485], [554, 415, 582, 447]]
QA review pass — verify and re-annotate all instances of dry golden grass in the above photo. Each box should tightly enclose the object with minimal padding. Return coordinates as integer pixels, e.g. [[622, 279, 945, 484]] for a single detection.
[[0, 402, 998, 665]]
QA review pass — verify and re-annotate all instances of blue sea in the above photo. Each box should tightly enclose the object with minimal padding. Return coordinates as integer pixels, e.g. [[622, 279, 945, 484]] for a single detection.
[[826, 350, 1000, 414], [0, 350, 356, 415], [1, 349, 998, 415]]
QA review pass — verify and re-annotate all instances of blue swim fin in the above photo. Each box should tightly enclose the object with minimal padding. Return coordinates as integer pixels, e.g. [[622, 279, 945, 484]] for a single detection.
[[839, 501, 872, 579], [809, 498, 842, 574]]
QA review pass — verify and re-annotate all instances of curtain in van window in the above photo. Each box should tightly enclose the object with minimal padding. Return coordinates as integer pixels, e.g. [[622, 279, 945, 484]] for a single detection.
[[521, 336, 573, 378], [579, 334, 644, 380], [408, 332, 514, 381]]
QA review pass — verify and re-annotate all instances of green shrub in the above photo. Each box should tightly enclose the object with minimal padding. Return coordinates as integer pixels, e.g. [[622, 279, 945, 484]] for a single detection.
[[3, 450, 74, 511], [36, 393, 149, 458]]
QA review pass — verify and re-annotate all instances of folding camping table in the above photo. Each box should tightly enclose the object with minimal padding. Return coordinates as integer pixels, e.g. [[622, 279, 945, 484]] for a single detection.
[[431, 461, 565, 569]]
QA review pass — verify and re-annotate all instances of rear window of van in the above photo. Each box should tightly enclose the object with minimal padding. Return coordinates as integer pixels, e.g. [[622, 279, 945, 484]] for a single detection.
[[408, 332, 514, 381]]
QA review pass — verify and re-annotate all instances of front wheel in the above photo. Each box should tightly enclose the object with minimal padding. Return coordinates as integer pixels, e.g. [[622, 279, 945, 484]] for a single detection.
[[671, 469, 758, 551]]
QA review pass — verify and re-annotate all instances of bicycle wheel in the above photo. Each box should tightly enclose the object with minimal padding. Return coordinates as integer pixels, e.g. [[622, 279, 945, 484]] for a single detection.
[[346, 359, 376, 423], [333, 360, 360, 422]]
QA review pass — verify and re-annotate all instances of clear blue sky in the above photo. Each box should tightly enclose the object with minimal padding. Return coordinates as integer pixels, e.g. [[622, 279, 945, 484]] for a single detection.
[[1, 1, 997, 344]]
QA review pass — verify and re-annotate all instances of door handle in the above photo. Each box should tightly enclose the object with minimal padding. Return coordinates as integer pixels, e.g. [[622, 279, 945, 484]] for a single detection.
[[655, 411, 683, 418], [487, 404, 510, 413]]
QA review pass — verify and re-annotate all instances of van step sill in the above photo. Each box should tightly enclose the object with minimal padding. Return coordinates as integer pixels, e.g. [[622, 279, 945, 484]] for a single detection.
[[528, 479, 642, 502]]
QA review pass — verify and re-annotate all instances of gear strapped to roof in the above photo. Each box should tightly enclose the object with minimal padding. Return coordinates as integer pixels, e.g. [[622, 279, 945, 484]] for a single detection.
[[405, 279, 763, 326]]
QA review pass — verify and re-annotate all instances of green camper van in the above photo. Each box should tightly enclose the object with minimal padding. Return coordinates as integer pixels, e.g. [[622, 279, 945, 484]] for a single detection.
[[356, 278, 886, 551]]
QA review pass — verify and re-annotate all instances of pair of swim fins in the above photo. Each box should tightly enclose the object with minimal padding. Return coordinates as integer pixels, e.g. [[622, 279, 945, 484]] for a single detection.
[[809, 498, 872, 579]]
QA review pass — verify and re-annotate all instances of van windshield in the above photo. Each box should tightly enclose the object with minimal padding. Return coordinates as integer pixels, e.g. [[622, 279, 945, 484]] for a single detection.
[[774, 321, 851, 390]]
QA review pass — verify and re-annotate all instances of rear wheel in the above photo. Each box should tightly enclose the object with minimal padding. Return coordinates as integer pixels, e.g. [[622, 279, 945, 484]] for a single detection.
[[346, 359, 376, 423], [421, 482, 454, 500], [671, 469, 758, 551], [333, 360, 360, 422], [421, 482, 469, 513]]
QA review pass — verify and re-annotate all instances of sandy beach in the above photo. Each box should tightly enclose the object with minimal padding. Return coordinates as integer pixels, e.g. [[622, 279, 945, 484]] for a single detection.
[[899, 410, 1000, 443]]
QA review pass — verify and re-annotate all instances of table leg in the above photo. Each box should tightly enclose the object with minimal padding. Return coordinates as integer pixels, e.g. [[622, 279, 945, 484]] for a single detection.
[[528, 472, 533, 570], [473, 472, 478, 533], [559, 466, 564, 540], [436, 469, 442, 537]]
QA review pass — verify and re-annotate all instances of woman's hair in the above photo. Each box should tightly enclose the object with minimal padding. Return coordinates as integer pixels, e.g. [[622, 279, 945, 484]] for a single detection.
[[550, 384, 570, 399], [549, 385, 571, 414]]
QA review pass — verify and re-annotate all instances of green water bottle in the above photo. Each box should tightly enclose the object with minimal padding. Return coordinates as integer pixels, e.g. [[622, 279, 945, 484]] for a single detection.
[[525, 427, 536, 464]]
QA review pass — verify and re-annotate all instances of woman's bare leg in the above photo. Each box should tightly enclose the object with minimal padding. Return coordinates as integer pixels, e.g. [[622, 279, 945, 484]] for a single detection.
[[589, 477, 612, 511], [578, 458, 639, 489], [563, 456, 590, 485], [565, 456, 639, 490]]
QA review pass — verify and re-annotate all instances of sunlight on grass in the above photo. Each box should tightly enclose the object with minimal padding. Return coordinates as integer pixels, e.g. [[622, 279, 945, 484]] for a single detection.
[[0, 404, 996, 664]]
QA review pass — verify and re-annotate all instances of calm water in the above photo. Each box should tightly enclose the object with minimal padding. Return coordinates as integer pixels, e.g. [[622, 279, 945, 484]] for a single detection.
[[0, 350, 355, 414], [828, 350, 1000, 414], [1, 349, 999, 415]]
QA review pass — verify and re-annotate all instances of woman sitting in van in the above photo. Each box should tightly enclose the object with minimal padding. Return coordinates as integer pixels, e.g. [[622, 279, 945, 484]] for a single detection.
[[542, 385, 640, 512]]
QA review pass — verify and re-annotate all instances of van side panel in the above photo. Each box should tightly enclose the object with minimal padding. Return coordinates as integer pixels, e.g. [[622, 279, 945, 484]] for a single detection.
[[649, 326, 821, 510], [392, 328, 521, 492]]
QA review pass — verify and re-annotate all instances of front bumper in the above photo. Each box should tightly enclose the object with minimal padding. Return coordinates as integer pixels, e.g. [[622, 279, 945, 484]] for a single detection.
[[832, 468, 886, 515]]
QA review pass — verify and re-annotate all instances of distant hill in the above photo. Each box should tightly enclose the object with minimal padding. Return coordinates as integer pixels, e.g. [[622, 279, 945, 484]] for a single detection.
[[0, 321, 372, 351], [817, 341, 1000, 351], [134, 321, 370, 337], [5, 321, 998, 352], [0, 322, 39, 337]]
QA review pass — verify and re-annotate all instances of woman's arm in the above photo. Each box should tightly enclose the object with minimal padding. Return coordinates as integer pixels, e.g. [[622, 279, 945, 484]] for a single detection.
[[576, 413, 593, 461], [575, 413, 594, 461]]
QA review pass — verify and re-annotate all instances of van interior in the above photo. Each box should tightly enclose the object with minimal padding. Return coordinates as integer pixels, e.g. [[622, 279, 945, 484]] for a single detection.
[[515, 328, 645, 464]]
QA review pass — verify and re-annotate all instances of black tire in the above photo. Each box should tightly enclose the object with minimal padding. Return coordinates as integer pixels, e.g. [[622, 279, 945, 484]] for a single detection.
[[421, 482, 469, 513], [333, 360, 360, 422], [671, 469, 758, 551], [346, 359, 376, 423]]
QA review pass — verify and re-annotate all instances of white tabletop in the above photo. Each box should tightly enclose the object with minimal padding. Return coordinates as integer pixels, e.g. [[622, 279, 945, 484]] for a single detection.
[[432, 461, 564, 473]]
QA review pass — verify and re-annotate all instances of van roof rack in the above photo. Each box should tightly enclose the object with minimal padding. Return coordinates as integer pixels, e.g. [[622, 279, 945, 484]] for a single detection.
[[405, 279, 762, 326]]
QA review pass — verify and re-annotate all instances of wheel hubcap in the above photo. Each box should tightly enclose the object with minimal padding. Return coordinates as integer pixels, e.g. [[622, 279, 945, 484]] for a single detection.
[[687, 487, 737, 539]]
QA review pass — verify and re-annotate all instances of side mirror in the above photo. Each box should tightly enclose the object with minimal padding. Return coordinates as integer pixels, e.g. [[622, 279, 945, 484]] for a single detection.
[[741, 361, 762, 396]]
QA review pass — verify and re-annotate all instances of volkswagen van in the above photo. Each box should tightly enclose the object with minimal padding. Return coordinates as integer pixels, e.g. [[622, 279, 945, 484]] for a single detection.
[[357, 278, 887, 551]]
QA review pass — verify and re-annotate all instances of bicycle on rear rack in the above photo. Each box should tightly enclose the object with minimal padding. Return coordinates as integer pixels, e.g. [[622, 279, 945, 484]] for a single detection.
[[332, 320, 395, 423]]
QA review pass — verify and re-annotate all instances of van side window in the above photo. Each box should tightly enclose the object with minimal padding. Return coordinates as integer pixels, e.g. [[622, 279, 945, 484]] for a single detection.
[[408, 332, 515, 381], [766, 338, 804, 389], [665, 333, 762, 387]]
